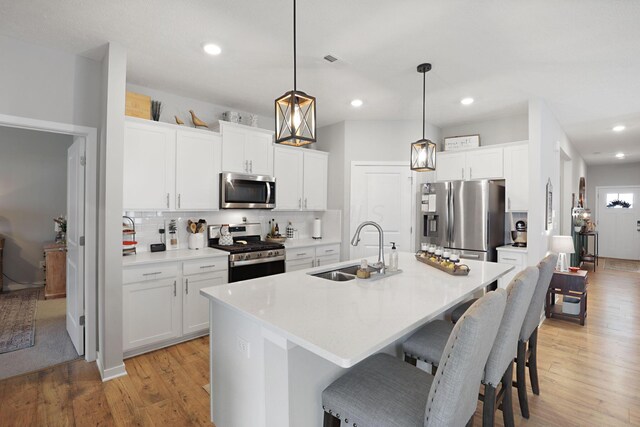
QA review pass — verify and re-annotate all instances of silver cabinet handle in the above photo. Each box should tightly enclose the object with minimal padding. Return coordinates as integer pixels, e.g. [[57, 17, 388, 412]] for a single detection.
[[317, 258, 320, 266], [178, 193, 181, 208], [185, 278, 189, 295], [461, 253, 480, 259], [299, 198, 302, 209], [244, 160, 248, 172], [469, 167, 472, 180], [200, 264, 216, 269], [297, 252, 307, 256], [324, 249, 335, 253], [508, 197, 511, 210], [249, 160, 253, 173], [173, 280, 177, 296], [143, 272, 161, 276], [502, 257, 518, 262], [166, 193, 170, 208], [304, 198, 308, 209]]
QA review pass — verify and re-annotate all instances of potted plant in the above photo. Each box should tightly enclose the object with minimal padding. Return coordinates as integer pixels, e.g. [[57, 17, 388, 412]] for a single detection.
[[574, 217, 585, 233], [168, 219, 178, 249]]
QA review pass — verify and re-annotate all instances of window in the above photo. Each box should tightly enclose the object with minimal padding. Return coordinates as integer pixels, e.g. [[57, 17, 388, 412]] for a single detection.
[[606, 193, 633, 208]]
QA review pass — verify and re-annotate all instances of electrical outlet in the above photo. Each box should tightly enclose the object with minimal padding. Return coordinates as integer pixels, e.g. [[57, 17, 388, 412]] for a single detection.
[[237, 337, 250, 359], [39, 261, 46, 269]]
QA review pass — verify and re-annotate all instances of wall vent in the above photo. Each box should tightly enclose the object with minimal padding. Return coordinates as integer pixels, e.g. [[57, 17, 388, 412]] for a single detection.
[[324, 55, 338, 63]]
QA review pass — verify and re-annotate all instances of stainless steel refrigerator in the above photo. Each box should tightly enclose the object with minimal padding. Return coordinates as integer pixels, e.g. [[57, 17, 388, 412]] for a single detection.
[[420, 180, 505, 261]]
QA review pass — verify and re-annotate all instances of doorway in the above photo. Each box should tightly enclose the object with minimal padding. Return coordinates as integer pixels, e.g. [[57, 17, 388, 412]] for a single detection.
[[349, 162, 415, 260], [0, 114, 97, 380], [596, 186, 640, 260]]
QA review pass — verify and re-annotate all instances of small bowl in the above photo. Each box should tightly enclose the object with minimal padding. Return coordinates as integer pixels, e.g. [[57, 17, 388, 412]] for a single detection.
[[568, 267, 580, 273]]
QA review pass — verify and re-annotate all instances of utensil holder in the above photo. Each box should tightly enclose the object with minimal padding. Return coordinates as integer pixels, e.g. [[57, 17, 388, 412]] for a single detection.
[[188, 233, 205, 250]]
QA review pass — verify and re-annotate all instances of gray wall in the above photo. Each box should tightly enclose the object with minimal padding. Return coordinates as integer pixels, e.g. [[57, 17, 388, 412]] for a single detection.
[[441, 114, 528, 147], [0, 126, 73, 283], [587, 162, 640, 211]]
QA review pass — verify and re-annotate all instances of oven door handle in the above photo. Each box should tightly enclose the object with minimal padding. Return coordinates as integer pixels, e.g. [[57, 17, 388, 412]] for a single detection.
[[230, 255, 285, 267], [266, 182, 271, 205]]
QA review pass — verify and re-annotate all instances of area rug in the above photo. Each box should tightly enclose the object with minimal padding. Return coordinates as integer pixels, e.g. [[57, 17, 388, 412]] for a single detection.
[[0, 288, 40, 354], [604, 258, 640, 273]]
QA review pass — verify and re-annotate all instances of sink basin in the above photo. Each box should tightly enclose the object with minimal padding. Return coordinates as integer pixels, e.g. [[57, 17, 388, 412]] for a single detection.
[[312, 271, 356, 282]]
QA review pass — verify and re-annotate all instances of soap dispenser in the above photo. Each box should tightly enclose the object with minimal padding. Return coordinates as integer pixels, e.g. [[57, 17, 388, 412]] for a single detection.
[[389, 242, 398, 272]]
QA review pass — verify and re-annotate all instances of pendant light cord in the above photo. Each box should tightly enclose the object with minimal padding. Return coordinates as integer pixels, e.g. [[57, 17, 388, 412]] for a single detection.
[[293, 0, 297, 91], [422, 69, 426, 140]]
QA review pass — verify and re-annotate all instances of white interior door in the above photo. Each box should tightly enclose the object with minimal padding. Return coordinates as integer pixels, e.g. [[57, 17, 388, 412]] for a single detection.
[[67, 136, 85, 355], [597, 186, 640, 260], [350, 163, 414, 260]]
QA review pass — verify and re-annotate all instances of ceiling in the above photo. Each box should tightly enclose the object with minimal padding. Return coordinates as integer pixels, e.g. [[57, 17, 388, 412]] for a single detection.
[[1, 0, 639, 165]]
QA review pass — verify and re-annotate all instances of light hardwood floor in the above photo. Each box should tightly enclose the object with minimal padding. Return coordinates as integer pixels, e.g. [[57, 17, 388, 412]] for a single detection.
[[0, 263, 638, 426]]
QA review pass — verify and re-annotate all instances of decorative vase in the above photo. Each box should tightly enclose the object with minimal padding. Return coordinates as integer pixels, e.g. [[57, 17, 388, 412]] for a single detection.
[[188, 233, 204, 250]]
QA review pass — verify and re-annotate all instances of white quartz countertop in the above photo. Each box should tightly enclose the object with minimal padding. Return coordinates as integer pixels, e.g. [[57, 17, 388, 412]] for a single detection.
[[200, 252, 513, 368], [496, 245, 528, 254], [283, 238, 341, 248], [122, 248, 228, 266]]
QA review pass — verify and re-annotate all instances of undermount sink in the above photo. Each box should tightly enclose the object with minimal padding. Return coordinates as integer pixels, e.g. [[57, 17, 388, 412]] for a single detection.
[[310, 263, 386, 282]]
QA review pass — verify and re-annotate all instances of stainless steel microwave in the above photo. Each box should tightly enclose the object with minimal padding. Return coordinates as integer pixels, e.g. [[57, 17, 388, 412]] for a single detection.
[[220, 173, 276, 209]]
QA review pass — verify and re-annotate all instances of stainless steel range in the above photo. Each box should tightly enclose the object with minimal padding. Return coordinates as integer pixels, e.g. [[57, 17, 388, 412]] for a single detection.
[[208, 223, 285, 282]]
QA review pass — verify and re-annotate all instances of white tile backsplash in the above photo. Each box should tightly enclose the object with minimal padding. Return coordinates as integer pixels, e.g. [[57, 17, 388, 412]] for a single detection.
[[124, 209, 342, 252]]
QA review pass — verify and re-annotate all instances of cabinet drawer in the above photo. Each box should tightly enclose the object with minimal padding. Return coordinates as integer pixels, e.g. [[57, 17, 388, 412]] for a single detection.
[[497, 252, 526, 266], [315, 244, 340, 257], [287, 248, 314, 261], [123, 263, 178, 284], [286, 258, 315, 272], [183, 257, 228, 276]]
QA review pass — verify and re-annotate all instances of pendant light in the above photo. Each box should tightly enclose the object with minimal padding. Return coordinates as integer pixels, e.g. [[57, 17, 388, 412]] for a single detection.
[[275, 0, 316, 146], [410, 63, 436, 171]]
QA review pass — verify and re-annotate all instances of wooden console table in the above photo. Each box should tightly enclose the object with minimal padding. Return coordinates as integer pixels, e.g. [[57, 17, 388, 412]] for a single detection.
[[44, 242, 66, 299], [545, 269, 588, 325]]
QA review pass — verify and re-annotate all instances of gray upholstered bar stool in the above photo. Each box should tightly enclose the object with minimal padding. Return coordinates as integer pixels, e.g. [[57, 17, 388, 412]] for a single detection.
[[402, 267, 539, 427], [321, 290, 507, 427], [516, 254, 557, 419]]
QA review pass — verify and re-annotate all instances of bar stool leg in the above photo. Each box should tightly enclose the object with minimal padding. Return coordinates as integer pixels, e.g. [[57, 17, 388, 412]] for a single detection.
[[502, 363, 515, 427], [516, 339, 530, 418], [323, 412, 341, 427], [529, 328, 540, 395], [483, 383, 496, 427]]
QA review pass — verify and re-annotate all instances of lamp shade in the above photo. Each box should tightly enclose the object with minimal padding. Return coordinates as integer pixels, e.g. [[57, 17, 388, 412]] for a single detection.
[[411, 138, 436, 171], [551, 235, 575, 254], [275, 90, 316, 146]]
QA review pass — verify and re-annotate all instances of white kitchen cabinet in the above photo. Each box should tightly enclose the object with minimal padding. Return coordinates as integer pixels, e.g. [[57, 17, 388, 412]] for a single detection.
[[435, 147, 503, 182], [123, 277, 181, 351], [285, 243, 341, 271], [220, 121, 274, 175], [504, 144, 529, 211], [286, 256, 315, 272], [182, 270, 226, 335], [274, 146, 328, 211], [176, 130, 222, 211], [123, 120, 176, 210], [497, 248, 528, 289]]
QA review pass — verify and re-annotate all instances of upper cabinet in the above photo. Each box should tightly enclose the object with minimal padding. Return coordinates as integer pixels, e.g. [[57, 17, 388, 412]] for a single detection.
[[123, 118, 222, 211], [219, 121, 274, 176], [435, 147, 503, 182], [503, 144, 529, 212], [274, 146, 328, 211]]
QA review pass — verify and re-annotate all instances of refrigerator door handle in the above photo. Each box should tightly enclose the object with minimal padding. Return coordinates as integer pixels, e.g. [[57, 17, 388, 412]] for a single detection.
[[448, 185, 454, 246]]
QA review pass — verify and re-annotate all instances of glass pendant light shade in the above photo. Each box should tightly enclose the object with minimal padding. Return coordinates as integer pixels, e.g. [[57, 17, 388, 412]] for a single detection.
[[275, 90, 316, 146], [410, 63, 436, 172], [411, 138, 436, 171]]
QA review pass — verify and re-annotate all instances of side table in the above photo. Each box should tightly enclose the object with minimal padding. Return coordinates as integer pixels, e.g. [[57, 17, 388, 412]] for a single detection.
[[545, 269, 588, 325]]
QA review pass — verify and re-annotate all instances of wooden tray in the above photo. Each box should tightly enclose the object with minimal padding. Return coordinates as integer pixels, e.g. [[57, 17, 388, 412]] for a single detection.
[[414, 254, 470, 276], [265, 236, 286, 243]]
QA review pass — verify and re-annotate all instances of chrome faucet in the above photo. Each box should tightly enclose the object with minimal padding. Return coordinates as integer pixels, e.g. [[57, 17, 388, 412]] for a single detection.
[[351, 221, 385, 274]]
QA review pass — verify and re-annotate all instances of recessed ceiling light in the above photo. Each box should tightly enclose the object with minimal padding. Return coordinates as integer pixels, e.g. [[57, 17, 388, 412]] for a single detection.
[[203, 43, 222, 55], [615, 152, 625, 159], [350, 99, 363, 107], [460, 97, 474, 105], [612, 125, 625, 132]]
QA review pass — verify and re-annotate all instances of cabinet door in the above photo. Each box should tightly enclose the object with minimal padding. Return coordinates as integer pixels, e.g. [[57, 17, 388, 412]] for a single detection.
[[123, 277, 180, 351], [303, 151, 328, 210], [245, 132, 273, 175], [466, 147, 504, 180], [221, 126, 247, 173], [286, 257, 315, 272], [123, 121, 175, 210], [183, 271, 227, 335], [176, 130, 222, 210], [504, 145, 529, 211], [435, 152, 466, 182], [315, 254, 340, 268], [274, 147, 303, 210], [497, 252, 527, 289]]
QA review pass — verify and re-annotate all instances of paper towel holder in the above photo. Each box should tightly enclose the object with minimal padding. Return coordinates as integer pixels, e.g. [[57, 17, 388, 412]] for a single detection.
[[312, 218, 322, 240]]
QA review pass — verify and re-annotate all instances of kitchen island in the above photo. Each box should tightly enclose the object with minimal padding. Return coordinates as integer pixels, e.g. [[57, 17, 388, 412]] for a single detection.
[[200, 252, 513, 427]]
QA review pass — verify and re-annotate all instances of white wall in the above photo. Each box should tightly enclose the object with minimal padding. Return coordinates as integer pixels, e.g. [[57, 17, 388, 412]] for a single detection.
[[441, 114, 528, 146], [317, 120, 441, 258], [0, 35, 102, 128], [0, 127, 72, 283], [587, 162, 640, 211], [126, 83, 273, 131], [528, 99, 586, 264]]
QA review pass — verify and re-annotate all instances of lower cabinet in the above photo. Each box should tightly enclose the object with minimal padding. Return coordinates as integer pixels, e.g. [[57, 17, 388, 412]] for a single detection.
[[497, 249, 528, 289], [123, 256, 228, 354], [285, 244, 341, 272]]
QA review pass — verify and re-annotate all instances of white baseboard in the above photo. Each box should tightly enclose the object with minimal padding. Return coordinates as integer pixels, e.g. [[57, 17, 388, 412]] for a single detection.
[[96, 353, 128, 382]]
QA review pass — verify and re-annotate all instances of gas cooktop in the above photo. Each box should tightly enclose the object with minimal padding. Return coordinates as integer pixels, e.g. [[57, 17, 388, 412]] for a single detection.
[[207, 223, 284, 254], [209, 240, 284, 254]]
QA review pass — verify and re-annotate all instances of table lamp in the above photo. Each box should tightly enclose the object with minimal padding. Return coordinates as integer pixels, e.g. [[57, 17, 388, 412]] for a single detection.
[[551, 235, 575, 272]]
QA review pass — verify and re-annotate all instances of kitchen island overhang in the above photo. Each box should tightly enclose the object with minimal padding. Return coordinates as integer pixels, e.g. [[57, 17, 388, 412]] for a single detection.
[[201, 252, 513, 427]]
